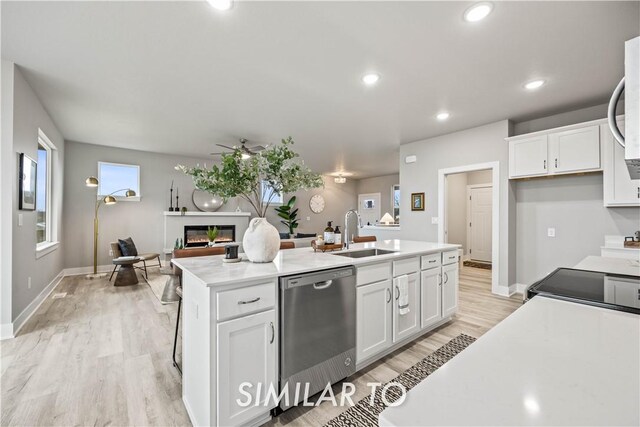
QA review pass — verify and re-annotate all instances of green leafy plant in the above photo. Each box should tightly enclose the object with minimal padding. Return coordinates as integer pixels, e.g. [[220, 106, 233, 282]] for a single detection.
[[177, 137, 323, 217], [275, 196, 299, 235], [206, 226, 218, 242]]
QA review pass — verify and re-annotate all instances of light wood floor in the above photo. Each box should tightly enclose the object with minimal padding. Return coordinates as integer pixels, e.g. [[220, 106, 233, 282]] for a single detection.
[[1, 266, 521, 427]]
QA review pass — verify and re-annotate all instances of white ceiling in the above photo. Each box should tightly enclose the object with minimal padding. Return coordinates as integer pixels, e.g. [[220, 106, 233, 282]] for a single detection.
[[2, 1, 638, 178]]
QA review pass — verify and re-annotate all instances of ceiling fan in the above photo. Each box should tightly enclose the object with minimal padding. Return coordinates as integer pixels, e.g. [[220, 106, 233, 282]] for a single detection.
[[210, 138, 268, 159]]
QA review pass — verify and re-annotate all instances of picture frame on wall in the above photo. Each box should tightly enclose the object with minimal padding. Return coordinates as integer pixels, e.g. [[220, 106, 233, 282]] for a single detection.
[[19, 153, 37, 211], [411, 192, 424, 211]]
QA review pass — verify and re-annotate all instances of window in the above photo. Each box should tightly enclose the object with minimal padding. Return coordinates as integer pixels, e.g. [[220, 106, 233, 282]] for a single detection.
[[392, 184, 400, 223], [98, 162, 140, 200], [36, 129, 57, 252], [261, 180, 283, 204]]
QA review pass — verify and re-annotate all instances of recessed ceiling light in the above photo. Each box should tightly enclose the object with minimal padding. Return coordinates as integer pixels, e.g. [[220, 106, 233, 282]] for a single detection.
[[464, 2, 493, 22], [207, 0, 233, 11], [524, 79, 545, 90], [362, 73, 380, 85], [436, 112, 450, 121]]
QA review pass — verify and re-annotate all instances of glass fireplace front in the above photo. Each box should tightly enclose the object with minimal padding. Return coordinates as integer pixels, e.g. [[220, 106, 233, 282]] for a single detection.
[[184, 225, 236, 247]]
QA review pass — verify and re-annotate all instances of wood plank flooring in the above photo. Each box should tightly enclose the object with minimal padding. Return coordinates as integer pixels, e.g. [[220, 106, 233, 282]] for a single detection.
[[1, 266, 521, 426]]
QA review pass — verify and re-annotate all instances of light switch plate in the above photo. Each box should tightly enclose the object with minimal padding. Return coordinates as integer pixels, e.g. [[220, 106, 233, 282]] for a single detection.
[[18, 214, 23, 227], [547, 227, 556, 237], [431, 217, 439, 224]]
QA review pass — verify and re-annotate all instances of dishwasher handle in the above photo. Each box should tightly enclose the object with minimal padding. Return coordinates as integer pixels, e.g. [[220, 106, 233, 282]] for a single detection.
[[313, 280, 333, 290]]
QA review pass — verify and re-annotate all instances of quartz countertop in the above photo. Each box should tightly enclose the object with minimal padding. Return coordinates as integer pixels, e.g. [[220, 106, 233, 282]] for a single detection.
[[379, 296, 640, 426], [171, 239, 459, 287], [574, 255, 640, 276]]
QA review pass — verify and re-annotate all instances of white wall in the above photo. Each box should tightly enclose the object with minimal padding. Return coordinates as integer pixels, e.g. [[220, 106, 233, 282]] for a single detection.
[[3, 63, 66, 333], [356, 174, 399, 219], [399, 120, 515, 293]]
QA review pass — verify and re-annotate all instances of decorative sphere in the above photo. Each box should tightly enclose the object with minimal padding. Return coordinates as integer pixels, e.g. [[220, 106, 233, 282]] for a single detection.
[[192, 189, 224, 212]]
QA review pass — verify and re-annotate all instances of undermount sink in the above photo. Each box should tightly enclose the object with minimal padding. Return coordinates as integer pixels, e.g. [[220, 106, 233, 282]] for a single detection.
[[332, 248, 397, 258]]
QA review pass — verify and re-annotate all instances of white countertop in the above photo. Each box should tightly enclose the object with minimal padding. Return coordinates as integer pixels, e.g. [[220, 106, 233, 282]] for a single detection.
[[379, 297, 640, 426], [171, 239, 459, 287], [574, 255, 640, 276]]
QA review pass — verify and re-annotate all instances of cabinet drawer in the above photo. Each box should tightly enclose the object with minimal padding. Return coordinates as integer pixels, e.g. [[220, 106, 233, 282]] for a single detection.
[[357, 262, 392, 286], [393, 257, 420, 277], [442, 251, 459, 265], [217, 282, 276, 321], [421, 253, 441, 270]]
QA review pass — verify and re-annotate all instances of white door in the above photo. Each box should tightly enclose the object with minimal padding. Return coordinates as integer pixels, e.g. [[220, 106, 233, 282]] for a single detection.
[[442, 263, 459, 318], [421, 268, 442, 329], [392, 272, 420, 342], [468, 186, 492, 262], [356, 280, 392, 363], [549, 125, 601, 174], [217, 310, 276, 426], [358, 192, 381, 226], [509, 135, 548, 178]]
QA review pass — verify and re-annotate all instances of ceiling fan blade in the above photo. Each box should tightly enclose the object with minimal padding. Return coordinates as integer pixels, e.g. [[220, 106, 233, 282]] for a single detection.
[[216, 143, 237, 150], [251, 145, 267, 152], [209, 152, 224, 156]]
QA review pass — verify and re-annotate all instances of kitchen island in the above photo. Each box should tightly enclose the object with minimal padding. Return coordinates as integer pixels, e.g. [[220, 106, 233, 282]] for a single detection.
[[172, 239, 460, 427]]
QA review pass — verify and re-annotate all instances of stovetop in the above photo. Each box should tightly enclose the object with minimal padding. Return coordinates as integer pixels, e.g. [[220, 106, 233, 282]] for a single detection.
[[526, 268, 640, 314]]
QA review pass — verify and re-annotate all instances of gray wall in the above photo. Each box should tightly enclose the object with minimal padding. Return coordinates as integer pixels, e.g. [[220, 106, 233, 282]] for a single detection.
[[399, 120, 515, 293], [63, 141, 210, 268], [356, 174, 399, 219], [445, 173, 468, 253], [515, 174, 639, 284], [513, 103, 611, 135], [8, 64, 66, 321]]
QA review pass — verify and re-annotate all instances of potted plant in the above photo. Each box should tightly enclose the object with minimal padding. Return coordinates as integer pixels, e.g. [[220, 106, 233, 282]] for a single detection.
[[275, 196, 299, 239], [206, 226, 219, 246], [177, 137, 323, 262]]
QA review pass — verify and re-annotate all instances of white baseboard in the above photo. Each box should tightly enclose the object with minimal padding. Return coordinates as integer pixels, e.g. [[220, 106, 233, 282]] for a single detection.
[[0, 323, 14, 340], [494, 286, 512, 297], [63, 264, 113, 276], [10, 270, 65, 338]]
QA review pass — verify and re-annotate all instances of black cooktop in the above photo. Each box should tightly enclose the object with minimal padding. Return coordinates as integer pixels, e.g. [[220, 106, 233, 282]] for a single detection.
[[526, 268, 640, 314]]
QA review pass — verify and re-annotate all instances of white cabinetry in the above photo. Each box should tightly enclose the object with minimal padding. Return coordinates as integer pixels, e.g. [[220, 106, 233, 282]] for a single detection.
[[356, 279, 392, 363], [441, 262, 459, 318], [549, 125, 601, 173], [509, 135, 548, 178], [392, 272, 420, 342], [602, 121, 640, 206], [508, 121, 602, 179], [420, 267, 441, 329], [217, 310, 277, 426]]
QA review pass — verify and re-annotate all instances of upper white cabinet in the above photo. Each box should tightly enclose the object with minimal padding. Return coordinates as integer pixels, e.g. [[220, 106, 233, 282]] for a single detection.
[[508, 121, 602, 179], [549, 125, 601, 174], [509, 135, 548, 178], [602, 121, 640, 207]]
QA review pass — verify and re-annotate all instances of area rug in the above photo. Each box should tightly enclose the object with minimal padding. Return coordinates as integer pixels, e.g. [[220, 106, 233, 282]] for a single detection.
[[141, 267, 179, 304], [463, 260, 492, 270], [325, 334, 476, 427]]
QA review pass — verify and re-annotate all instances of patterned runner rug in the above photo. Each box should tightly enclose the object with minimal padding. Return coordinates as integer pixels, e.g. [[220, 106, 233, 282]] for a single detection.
[[463, 260, 492, 270], [325, 334, 476, 427]]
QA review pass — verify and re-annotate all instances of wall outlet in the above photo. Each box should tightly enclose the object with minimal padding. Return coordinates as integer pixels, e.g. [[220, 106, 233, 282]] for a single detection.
[[27, 277, 31, 289], [306, 216, 310, 221], [18, 214, 23, 227], [431, 217, 439, 224], [547, 227, 556, 238], [109, 249, 114, 257]]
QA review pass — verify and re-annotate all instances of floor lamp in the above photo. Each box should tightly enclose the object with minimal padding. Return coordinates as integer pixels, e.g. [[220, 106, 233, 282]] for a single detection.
[[85, 176, 136, 279]]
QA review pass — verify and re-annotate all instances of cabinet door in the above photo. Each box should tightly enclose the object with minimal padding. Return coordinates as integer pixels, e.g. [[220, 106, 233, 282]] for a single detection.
[[549, 125, 600, 174], [509, 135, 548, 178], [604, 276, 640, 309], [356, 280, 392, 363], [421, 268, 442, 329], [392, 273, 420, 342], [217, 310, 276, 426], [442, 263, 459, 318], [603, 122, 640, 206]]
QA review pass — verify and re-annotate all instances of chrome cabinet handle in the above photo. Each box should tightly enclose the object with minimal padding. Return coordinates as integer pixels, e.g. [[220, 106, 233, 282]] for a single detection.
[[313, 280, 333, 290], [238, 297, 260, 305], [395, 285, 400, 300], [438, 274, 442, 286], [270, 322, 275, 344], [448, 256, 456, 260], [386, 288, 392, 303], [428, 259, 436, 263], [444, 272, 449, 284]]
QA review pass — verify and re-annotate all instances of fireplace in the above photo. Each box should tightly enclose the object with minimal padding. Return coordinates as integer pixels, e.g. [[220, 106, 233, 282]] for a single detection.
[[184, 225, 236, 247]]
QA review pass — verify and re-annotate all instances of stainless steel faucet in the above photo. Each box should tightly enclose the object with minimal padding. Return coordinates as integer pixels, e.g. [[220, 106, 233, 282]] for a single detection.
[[344, 209, 362, 249]]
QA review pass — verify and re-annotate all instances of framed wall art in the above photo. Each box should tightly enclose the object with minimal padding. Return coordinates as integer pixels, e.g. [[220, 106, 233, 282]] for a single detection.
[[411, 192, 424, 211]]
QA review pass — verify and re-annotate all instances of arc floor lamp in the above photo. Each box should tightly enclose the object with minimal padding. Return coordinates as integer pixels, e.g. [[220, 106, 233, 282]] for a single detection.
[[85, 176, 136, 279]]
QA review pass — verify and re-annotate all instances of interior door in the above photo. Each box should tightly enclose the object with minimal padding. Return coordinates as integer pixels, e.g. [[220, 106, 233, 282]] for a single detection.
[[358, 193, 381, 226], [468, 186, 492, 262]]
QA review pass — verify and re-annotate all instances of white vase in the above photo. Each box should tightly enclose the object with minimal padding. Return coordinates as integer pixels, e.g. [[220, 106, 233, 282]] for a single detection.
[[242, 217, 281, 263]]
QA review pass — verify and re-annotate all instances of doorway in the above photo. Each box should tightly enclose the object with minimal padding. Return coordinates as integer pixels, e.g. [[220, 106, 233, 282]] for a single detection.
[[438, 162, 500, 294], [357, 193, 381, 226]]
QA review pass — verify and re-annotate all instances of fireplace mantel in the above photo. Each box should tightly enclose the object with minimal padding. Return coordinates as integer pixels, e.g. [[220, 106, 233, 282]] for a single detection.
[[163, 211, 251, 254]]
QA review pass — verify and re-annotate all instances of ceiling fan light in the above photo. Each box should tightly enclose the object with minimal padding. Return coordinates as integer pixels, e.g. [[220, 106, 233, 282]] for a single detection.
[[241, 153, 251, 160]]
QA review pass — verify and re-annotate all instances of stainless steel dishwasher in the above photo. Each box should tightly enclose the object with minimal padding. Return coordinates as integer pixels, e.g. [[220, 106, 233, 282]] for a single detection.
[[279, 266, 356, 410]]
